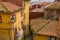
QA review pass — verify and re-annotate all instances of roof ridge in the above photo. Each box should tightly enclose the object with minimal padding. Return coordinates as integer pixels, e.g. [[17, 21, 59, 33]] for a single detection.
[[44, 2, 55, 8], [0, 3, 10, 12], [0, 2, 24, 13]]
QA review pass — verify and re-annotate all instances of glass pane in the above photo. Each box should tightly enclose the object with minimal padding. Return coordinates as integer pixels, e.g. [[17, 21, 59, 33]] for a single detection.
[[51, 38, 55, 40]]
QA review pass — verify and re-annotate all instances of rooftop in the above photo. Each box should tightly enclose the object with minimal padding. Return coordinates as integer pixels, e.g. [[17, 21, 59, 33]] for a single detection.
[[30, 18, 59, 37], [0, 2, 24, 13], [45, 2, 60, 9], [30, 8, 44, 12]]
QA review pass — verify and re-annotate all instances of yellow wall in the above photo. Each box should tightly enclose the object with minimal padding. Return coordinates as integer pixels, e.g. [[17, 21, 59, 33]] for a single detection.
[[33, 35, 48, 40], [12, 11, 22, 40], [0, 13, 12, 40], [0, 11, 22, 40], [24, 1, 29, 26], [24, 1, 29, 36], [14, 11, 21, 30], [0, 13, 11, 29]]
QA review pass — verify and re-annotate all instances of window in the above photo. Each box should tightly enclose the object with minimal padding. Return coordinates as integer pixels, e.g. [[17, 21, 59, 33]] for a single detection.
[[49, 36, 56, 40], [11, 14, 16, 23]]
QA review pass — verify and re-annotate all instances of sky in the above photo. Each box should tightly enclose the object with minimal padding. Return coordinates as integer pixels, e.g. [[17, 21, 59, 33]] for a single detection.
[[30, 0, 55, 6], [30, 0, 55, 2], [40, 0, 55, 2]]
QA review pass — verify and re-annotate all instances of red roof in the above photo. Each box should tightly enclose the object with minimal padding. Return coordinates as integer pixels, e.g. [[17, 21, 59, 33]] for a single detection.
[[2, 0, 24, 6], [30, 8, 44, 12], [55, 0, 60, 2], [30, 2, 51, 10], [30, 18, 59, 37], [30, 4, 37, 10], [0, 2, 23, 13]]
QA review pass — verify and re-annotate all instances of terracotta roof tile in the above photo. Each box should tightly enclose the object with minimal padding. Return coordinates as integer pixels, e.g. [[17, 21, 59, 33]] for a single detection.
[[45, 2, 60, 9], [30, 8, 44, 12], [0, 3, 7, 12], [0, 2, 23, 13], [30, 18, 59, 37]]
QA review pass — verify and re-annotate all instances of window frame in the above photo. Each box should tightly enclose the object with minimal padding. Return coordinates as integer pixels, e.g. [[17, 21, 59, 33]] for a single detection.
[[11, 14, 16, 23], [49, 36, 57, 40]]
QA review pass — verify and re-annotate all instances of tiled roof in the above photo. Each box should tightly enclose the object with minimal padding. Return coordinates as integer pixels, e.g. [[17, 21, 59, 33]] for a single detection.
[[30, 2, 51, 10], [30, 4, 37, 10], [30, 8, 44, 12], [30, 18, 59, 37], [45, 2, 60, 9], [0, 3, 7, 12], [0, 2, 24, 13], [2, 0, 24, 7]]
